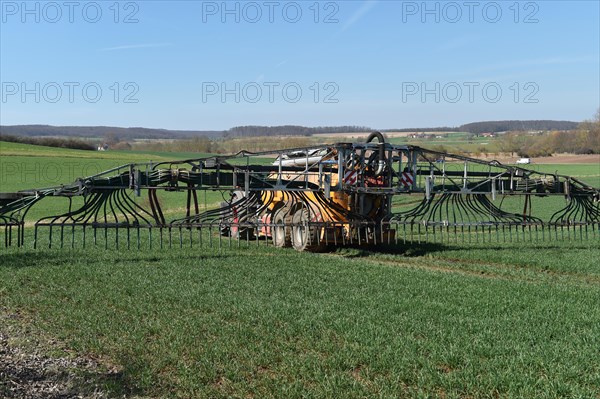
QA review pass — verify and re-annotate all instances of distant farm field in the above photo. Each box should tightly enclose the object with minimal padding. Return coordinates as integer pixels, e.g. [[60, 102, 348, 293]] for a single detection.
[[1, 142, 600, 398]]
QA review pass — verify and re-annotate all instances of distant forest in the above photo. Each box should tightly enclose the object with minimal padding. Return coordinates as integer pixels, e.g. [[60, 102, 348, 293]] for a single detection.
[[459, 120, 578, 134], [0, 125, 222, 139], [381, 127, 458, 133], [0, 120, 580, 141], [224, 125, 370, 137], [0, 134, 96, 150]]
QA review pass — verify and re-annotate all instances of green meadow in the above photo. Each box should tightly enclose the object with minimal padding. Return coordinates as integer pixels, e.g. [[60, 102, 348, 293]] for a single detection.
[[1, 142, 599, 398]]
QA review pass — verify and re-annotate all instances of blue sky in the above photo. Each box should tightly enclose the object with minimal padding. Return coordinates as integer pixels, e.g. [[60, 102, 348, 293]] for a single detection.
[[1, 0, 599, 130]]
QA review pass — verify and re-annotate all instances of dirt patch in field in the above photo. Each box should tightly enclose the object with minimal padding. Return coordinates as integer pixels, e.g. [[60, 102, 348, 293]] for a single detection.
[[0, 309, 132, 398], [529, 154, 600, 164]]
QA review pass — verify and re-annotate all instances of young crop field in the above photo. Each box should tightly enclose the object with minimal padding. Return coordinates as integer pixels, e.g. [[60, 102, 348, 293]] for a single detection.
[[1, 142, 599, 398]]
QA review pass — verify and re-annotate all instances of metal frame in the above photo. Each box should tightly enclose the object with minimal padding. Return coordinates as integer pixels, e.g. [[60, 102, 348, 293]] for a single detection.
[[1, 140, 599, 249]]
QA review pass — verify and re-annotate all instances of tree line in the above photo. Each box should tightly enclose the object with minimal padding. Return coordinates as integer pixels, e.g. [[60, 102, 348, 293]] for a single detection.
[[496, 113, 599, 157], [224, 125, 370, 137], [0, 125, 222, 140], [1, 120, 581, 140], [132, 136, 315, 154], [459, 120, 578, 134], [0, 134, 96, 151]]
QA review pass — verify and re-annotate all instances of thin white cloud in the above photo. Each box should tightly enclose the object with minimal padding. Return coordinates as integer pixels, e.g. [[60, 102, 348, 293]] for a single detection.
[[254, 59, 287, 82], [462, 55, 598, 75], [498, 56, 598, 68], [468, 72, 541, 82], [437, 36, 477, 52], [341, 0, 377, 32], [100, 43, 172, 51], [275, 59, 287, 69]]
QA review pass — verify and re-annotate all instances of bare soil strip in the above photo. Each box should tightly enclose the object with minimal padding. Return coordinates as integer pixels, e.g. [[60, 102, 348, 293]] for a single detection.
[[0, 310, 126, 399]]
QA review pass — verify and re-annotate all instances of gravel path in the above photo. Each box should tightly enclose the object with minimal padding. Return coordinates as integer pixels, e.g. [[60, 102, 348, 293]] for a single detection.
[[0, 312, 115, 398]]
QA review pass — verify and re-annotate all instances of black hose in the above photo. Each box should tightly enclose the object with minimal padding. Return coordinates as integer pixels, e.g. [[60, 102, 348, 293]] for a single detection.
[[366, 131, 385, 144], [366, 132, 386, 176]]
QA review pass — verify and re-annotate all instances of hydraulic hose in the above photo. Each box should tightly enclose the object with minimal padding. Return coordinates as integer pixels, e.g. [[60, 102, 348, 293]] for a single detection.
[[366, 131, 386, 176]]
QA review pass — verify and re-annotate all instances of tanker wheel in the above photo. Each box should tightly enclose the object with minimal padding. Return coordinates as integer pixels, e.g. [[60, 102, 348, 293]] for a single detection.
[[272, 206, 291, 247], [291, 206, 323, 252], [218, 201, 231, 236], [229, 191, 254, 240]]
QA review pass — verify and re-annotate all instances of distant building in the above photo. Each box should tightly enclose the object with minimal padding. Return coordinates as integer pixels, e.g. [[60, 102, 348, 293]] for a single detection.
[[97, 143, 109, 151]]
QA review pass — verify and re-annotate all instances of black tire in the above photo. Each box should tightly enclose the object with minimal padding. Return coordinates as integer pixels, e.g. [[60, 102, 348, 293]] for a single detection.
[[291, 206, 323, 252], [272, 207, 291, 247], [219, 201, 231, 236]]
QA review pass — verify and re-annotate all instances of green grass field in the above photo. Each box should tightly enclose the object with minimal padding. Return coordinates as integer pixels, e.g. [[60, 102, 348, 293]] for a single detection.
[[2, 242, 599, 398], [385, 132, 498, 154], [1, 142, 600, 398]]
